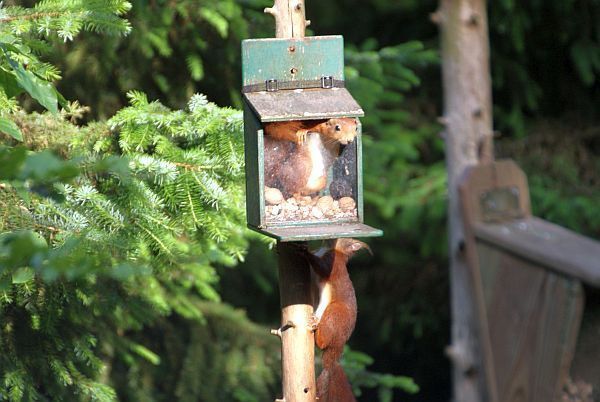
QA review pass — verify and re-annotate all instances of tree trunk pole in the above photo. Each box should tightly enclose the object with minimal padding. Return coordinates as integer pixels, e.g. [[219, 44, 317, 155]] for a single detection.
[[434, 0, 497, 401], [266, 2, 316, 402], [265, 0, 311, 39], [274, 243, 316, 402]]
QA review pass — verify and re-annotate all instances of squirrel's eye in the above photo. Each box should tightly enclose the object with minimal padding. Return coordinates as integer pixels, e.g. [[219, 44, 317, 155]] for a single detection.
[[335, 125, 342, 131]]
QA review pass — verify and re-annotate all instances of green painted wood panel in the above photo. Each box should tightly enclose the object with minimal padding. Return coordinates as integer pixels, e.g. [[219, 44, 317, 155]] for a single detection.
[[243, 101, 264, 228], [242, 36, 344, 86], [356, 119, 364, 223]]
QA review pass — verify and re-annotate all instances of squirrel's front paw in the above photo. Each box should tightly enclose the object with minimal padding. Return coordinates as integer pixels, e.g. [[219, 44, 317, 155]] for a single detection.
[[296, 129, 308, 145]]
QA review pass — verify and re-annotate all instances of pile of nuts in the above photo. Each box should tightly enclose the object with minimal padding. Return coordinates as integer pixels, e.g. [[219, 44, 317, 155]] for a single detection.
[[264, 187, 357, 222]]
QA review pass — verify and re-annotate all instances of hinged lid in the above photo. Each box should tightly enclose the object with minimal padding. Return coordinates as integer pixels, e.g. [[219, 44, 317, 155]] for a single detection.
[[241, 35, 363, 122], [243, 88, 363, 122]]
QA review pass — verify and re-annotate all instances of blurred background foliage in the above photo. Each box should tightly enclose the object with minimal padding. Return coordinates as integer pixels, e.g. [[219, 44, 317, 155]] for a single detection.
[[0, 0, 599, 401]]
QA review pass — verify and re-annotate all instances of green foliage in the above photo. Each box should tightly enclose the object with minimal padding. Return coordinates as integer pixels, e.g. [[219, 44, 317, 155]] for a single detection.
[[344, 347, 419, 401], [112, 301, 280, 402], [498, 120, 600, 239], [45, 0, 269, 118], [0, 0, 131, 138], [0, 90, 261, 400], [346, 40, 446, 259], [489, 1, 600, 135]]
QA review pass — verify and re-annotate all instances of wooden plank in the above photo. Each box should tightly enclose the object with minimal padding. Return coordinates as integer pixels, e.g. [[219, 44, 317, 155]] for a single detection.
[[476, 242, 584, 402], [460, 160, 589, 402], [241, 36, 344, 87], [459, 161, 529, 400], [243, 88, 364, 122], [251, 222, 383, 242], [475, 218, 600, 287]]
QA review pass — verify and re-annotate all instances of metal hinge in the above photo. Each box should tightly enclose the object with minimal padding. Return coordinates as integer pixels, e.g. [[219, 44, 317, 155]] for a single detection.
[[242, 76, 344, 93]]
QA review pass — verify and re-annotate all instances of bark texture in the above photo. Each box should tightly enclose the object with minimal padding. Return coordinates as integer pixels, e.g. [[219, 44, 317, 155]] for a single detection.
[[276, 243, 317, 402], [265, 0, 310, 39], [435, 0, 496, 401]]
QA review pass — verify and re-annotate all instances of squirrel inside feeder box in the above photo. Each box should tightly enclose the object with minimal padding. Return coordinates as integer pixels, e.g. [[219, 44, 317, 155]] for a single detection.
[[263, 118, 357, 197], [295, 238, 370, 402]]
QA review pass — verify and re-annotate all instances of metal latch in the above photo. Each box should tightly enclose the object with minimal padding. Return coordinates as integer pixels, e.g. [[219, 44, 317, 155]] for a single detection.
[[265, 79, 278, 92], [321, 76, 334, 89]]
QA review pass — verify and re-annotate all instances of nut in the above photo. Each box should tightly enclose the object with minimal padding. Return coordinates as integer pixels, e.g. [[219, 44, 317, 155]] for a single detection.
[[316, 196, 333, 212], [265, 186, 284, 205], [339, 197, 356, 212]]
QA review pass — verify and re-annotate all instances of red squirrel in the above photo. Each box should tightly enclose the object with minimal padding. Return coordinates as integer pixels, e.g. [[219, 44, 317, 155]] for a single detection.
[[263, 118, 358, 197], [264, 118, 358, 146], [297, 238, 371, 402]]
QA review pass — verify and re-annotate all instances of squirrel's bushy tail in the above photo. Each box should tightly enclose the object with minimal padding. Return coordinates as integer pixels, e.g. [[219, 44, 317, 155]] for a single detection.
[[317, 362, 356, 402]]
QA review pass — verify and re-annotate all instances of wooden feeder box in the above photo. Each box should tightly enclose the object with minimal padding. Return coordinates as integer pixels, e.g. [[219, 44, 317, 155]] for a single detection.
[[242, 35, 382, 241]]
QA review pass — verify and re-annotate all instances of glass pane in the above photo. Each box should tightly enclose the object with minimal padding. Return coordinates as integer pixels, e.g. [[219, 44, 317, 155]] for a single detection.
[[263, 118, 359, 225]]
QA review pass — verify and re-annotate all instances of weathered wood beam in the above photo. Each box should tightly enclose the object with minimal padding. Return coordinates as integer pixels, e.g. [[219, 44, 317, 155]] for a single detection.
[[434, 0, 497, 401]]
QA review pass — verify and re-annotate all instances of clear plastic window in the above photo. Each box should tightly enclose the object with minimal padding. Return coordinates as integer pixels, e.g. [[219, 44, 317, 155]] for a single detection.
[[262, 118, 359, 224]]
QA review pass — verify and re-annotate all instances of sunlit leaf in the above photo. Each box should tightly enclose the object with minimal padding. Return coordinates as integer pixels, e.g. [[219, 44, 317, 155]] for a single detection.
[[0, 117, 22, 141]]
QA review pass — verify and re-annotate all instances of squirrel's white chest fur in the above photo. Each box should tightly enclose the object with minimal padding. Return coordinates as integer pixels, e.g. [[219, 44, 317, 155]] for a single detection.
[[312, 246, 332, 321], [305, 133, 326, 189], [314, 280, 331, 321]]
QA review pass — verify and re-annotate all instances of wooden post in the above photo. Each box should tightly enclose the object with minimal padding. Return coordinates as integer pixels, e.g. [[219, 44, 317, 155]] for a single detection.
[[433, 0, 497, 401], [274, 243, 316, 402], [265, 2, 316, 402], [265, 0, 311, 39]]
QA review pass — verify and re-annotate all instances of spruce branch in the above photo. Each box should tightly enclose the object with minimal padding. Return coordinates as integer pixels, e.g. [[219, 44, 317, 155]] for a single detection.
[[0, 11, 63, 23]]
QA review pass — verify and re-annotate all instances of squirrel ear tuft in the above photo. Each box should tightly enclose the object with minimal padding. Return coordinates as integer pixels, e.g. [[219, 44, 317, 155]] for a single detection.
[[335, 238, 372, 256], [351, 240, 372, 255]]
